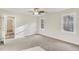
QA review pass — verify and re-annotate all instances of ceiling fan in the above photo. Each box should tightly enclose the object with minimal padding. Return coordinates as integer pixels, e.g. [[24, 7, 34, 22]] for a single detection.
[[29, 8, 46, 15]]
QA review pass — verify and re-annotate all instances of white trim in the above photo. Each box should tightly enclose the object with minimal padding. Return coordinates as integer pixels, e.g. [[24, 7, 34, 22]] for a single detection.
[[1, 16, 5, 42], [2, 15, 16, 44], [61, 13, 76, 34], [39, 32, 79, 45]]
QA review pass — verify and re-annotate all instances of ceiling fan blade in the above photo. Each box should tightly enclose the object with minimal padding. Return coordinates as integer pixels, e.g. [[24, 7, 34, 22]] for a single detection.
[[28, 8, 47, 15]]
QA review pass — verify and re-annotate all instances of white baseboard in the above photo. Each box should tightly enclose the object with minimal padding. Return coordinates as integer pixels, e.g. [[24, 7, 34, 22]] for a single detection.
[[15, 33, 35, 39], [39, 31, 79, 45]]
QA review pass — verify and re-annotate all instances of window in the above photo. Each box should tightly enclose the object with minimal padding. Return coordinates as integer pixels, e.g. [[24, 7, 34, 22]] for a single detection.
[[41, 19, 44, 29], [61, 13, 76, 33]]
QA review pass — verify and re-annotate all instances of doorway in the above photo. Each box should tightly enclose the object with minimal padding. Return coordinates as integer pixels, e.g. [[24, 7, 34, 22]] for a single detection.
[[5, 16, 15, 39]]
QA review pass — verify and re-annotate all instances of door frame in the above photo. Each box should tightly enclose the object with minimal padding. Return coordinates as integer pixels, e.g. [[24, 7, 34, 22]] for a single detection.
[[3, 15, 16, 44]]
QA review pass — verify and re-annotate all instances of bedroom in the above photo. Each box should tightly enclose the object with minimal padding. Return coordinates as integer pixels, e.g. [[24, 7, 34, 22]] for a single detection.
[[0, 8, 79, 51]]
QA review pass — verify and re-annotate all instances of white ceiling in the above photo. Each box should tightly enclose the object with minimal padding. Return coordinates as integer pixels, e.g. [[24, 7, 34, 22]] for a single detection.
[[0, 8, 68, 15]]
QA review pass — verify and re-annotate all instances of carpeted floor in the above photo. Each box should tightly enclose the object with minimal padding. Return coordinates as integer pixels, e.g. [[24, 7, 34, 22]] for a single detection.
[[0, 34, 79, 51]]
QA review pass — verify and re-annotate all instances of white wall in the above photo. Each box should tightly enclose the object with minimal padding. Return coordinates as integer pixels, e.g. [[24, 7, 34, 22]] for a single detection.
[[1, 8, 79, 45], [39, 8, 79, 45], [0, 9, 37, 39], [15, 15, 37, 38]]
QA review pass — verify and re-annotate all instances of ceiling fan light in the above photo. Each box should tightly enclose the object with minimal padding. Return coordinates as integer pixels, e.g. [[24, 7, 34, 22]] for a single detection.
[[34, 11, 39, 15]]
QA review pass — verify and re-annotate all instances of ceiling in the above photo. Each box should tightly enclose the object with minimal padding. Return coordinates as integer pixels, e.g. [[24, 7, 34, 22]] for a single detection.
[[0, 8, 68, 15]]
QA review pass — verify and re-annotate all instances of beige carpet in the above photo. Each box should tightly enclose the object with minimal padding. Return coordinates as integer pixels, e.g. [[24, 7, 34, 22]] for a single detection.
[[21, 46, 45, 51], [0, 34, 79, 51]]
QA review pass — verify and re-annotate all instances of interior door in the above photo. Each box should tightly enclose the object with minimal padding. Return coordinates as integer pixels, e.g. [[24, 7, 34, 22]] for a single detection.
[[5, 16, 15, 39]]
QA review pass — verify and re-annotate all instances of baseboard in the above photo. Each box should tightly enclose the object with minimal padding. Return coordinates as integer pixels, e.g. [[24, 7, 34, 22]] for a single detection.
[[15, 31, 79, 46], [39, 33, 79, 46], [15, 33, 36, 39], [24, 33, 37, 37]]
